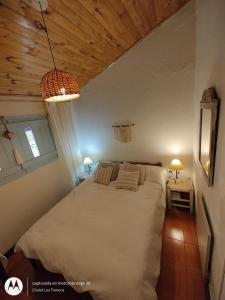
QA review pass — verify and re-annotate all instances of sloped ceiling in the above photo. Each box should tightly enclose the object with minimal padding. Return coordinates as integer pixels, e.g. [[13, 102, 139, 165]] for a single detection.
[[0, 0, 190, 102]]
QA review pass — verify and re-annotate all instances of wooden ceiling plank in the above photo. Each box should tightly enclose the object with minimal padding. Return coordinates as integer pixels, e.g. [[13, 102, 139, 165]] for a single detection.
[[0, 60, 43, 79], [0, 1, 110, 66], [0, 52, 90, 86], [0, 77, 40, 88], [48, 0, 121, 60], [0, 27, 104, 77], [78, 0, 137, 49], [153, 0, 167, 22], [0, 94, 43, 102], [120, 0, 149, 37], [153, 0, 173, 22], [59, 0, 124, 52], [7, 0, 116, 62], [39, 15, 111, 66], [0, 52, 92, 82], [0, 80, 41, 95], [0, 22, 106, 76], [0, 72, 41, 84], [0, 51, 90, 84], [167, 0, 182, 16], [46, 6, 114, 64], [106, 0, 140, 40], [136, 0, 158, 29], [0, 5, 106, 70], [0, 0, 44, 33], [0, 57, 90, 88]]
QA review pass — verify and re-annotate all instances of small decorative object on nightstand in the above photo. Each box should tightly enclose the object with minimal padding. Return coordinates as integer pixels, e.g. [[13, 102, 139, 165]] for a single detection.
[[167, 179, 194, 213]]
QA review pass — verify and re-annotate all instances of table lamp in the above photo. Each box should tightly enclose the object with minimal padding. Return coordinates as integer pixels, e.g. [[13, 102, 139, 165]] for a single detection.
[[169, 159, 184, 183], [83, 157, 93, 175]]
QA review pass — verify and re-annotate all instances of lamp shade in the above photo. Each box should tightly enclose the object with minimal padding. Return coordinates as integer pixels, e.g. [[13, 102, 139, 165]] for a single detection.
[[169, 159, 184, 171], [204, 160, 210, 173], [83, 157, 93, 165], [41, 69, 80, 102]]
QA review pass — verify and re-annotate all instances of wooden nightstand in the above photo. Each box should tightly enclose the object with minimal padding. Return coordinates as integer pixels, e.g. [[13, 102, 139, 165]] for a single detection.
[[167, 179, 194, 213]]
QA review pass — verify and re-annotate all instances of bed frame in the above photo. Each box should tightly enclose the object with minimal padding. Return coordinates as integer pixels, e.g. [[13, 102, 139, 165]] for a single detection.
[[113, 161, 162, 166]]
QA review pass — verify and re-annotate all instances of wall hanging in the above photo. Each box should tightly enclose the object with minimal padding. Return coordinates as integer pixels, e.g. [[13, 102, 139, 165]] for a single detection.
[[112, 122, 134, 143]]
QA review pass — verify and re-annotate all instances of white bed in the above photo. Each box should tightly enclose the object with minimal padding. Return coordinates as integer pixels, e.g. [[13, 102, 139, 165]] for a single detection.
[[16, 169, 166, 300]]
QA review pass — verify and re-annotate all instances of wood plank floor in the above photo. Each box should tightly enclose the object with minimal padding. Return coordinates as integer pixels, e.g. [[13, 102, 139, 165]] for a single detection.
[[157, 208, 206, 300], [0, 208, 206, 300]]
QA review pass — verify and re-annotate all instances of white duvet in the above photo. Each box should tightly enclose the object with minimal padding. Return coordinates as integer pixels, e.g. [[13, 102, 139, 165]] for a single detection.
[[16, 178, 166, 300]]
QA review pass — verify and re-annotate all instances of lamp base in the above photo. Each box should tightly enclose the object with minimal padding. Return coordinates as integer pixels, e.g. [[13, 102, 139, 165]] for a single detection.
[[174, 170, 180, 184], [88, 165, 92, 175]]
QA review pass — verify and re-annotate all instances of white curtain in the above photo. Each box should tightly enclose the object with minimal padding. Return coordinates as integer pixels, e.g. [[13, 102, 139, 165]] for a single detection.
[[47, 102, 82, 188]]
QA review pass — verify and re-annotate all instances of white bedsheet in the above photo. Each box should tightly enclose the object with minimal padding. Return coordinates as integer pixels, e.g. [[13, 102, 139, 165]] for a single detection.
[[16, 178, 166, 300]]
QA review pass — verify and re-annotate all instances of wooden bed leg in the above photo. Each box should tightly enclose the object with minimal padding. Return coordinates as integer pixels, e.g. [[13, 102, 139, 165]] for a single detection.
[[0, 262, 9, 282]]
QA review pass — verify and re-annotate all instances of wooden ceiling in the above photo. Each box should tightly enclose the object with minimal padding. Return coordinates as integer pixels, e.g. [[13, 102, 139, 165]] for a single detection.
[[0, 0, 190, 102]]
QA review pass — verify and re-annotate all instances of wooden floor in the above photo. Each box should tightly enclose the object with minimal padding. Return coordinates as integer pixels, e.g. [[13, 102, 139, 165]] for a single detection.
[[0, 209, 206, 300], [157, 208, 206, 300]]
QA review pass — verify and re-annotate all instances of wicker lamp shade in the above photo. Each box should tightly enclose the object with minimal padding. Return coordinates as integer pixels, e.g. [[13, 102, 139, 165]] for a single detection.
[[41, 69, 80, 102]]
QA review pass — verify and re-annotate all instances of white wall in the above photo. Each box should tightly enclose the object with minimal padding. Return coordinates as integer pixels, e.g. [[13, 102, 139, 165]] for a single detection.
[[75, 2, 195, 178], [0, 101, 71, 253], [193, 0, 225, 299]]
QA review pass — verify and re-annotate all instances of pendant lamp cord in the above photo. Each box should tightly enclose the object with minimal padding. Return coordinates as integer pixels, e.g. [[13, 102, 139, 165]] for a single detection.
[[39, 1, 57, 70]]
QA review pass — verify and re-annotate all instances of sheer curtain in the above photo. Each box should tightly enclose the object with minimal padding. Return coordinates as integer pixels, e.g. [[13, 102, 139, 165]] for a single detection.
[[47, 102, 82, 188]]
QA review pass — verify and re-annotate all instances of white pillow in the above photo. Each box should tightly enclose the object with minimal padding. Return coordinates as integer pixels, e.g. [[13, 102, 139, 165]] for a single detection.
[[145, 166, 167, 185]]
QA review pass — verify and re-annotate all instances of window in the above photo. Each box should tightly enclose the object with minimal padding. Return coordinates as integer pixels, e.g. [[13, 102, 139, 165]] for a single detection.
[[25, 127, 40, 158], [0, 114, 57, 185]]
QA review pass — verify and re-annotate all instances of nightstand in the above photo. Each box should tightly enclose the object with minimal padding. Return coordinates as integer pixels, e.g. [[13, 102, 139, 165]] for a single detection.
[[167, 179, 194, 213]]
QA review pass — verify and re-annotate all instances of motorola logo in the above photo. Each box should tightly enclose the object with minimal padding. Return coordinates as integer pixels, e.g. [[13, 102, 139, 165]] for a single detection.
[[4, 277, 23, 296]]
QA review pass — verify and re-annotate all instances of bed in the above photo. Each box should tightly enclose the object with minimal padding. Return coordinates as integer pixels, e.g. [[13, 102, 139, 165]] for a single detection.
[[15, 163, 166, 300]]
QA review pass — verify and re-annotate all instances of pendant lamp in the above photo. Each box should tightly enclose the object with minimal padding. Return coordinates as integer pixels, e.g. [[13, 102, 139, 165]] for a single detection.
[[38, 1, 80, 102]]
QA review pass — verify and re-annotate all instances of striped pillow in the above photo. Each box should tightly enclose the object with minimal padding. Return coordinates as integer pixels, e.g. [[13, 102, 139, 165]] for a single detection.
[[121, 162, 146, 185], [115, 170, 140, 191], [95, 166, 113, 185], [96, 162, 120, 181]]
